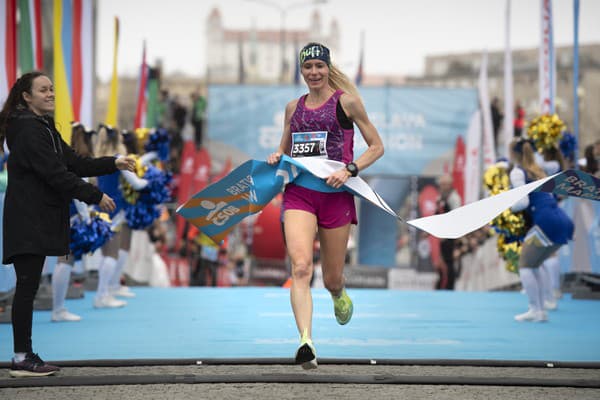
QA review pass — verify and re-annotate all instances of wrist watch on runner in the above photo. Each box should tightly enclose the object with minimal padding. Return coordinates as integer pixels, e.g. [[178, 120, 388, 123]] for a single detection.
[[345, 162, 359, 177]]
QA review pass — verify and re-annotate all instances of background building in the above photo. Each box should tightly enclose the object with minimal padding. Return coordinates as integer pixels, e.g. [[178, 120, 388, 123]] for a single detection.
[[205, 7, 339, 84], [406, 44, 600, 149]]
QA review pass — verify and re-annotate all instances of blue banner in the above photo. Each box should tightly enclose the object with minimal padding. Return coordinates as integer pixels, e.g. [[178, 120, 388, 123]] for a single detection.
[[208, 85, 478, 175]]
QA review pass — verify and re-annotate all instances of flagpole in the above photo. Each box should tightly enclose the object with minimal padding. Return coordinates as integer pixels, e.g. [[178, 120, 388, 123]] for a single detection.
[[503, 0, 514, 158], [572, 0, 580, 168]]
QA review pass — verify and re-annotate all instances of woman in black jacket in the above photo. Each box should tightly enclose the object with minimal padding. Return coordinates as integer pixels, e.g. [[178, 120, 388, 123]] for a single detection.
[[0, 71, 135, 377]]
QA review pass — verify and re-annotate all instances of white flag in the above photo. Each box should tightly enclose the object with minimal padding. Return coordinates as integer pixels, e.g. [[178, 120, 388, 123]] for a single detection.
[[478, 51, 496, 169], [503, 0, 514, 157], [539, 0, 555, 114]]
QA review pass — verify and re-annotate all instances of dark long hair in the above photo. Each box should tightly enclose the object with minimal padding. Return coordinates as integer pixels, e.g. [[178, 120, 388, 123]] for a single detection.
[[0, 71, 47, 142]]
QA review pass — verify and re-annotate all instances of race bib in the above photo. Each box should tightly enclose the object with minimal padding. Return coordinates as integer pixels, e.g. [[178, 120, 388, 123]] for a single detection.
[[291, 131, 328, 158]]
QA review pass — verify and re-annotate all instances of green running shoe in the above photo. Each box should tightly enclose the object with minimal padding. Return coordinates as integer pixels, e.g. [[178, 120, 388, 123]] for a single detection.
[[333, 288, 353, 325], [295, 329, 317, 370]]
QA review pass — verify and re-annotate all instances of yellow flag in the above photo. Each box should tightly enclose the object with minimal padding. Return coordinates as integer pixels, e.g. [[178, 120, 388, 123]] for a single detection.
[[53, 0, 74, 143], [105, 16, 120, 126]]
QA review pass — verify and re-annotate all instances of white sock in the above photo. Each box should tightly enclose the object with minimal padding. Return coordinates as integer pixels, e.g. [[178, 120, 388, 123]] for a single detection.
[[72, 259, 84, 275], [519, 268, 543, 312], [109, 249, 129, 290], [539, 264, 555, 303], [544, 255, 561, 291], [52, 262, 72, 312], [96, 256, 117, 299], [14, 352, 27, 362]]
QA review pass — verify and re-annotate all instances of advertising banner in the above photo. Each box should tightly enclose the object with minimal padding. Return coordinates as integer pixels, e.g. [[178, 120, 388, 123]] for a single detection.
[[207, 85, 478, 176]]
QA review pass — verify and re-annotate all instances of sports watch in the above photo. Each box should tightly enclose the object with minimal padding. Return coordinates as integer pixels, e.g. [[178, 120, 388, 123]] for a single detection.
[[345, 162, 359, 177]]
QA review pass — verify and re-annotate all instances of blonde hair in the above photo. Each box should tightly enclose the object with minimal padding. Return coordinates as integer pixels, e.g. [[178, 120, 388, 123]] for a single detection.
[[328, 64, 360, 98], [94, 125, 126, 158], [511, 140, 546, 180]]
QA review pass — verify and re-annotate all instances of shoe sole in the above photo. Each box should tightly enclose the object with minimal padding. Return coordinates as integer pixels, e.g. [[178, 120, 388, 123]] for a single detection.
[[301, 359, 318, 370], [94, 301, 127, 308], [515, 316, 548, 322], [336, 303, 354, 325], [9, 370, 58, 378], [295, 343, 317, 369]]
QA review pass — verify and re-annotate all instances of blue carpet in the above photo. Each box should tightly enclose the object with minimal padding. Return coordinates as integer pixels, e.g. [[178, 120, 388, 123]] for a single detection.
[[1, 288, 599, 362]]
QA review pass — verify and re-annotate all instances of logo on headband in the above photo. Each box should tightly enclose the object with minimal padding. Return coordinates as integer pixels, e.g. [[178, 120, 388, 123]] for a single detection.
[[299, 44, 330, 65]]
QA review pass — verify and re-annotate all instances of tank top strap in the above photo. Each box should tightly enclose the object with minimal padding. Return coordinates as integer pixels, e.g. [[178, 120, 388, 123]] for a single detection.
[[297, 94, 308, 110], [330, 89, 343, 104]]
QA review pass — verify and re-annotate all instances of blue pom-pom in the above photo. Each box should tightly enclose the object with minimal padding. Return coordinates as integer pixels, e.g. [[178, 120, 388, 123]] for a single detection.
[[123, 165, 172, 229], [139, 166, 172, 205], [559, 132, 577, 161], [124, 201, 160, 229], [70, 216, 114, 260], [144, 128, 170, 161]]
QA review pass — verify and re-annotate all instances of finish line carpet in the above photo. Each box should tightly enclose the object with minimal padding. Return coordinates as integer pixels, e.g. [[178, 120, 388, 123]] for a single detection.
[[1, 288, 599, 362]]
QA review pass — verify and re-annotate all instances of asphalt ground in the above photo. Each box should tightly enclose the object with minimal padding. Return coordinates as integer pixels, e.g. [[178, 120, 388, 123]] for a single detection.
[[1, 364, 599, 400]]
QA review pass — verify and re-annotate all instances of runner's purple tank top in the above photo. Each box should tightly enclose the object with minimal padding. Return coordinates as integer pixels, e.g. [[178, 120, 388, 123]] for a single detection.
[[289, 89, 354, 163]]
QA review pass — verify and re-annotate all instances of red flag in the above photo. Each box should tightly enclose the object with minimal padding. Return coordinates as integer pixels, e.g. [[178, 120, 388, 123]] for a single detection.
[[5, 0, 17, 88], [71, 0, 82, 120], [33, 0, 42, 69], [174, 140, 197, 250], [451, 135, 466, 205]]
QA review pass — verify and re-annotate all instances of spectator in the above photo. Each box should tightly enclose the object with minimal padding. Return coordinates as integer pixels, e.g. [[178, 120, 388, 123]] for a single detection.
[[0, 71, 134, 377], [191, 92, 207, 149], [580, 144, 598, 176], [491, 97, 503, 149], [434, 174, 462, 290], [514, 101, 525, 137]]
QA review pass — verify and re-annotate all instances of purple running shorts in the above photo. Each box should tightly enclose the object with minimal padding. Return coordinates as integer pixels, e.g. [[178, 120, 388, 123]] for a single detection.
[[282, 183, 357, 229]]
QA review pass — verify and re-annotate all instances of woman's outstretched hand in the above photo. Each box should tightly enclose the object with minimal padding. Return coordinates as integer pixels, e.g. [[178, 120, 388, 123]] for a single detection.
[[115, 156, 136, 172]]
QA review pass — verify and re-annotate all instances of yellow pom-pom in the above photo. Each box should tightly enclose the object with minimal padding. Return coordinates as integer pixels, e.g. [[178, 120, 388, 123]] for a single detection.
[[89, 211, 112, 223], [485, 163, 526, 274], [527, 113, 566, 151]]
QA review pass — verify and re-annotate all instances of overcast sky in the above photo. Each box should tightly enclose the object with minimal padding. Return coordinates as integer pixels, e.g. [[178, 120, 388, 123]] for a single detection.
[[96, 0, 600, 82]]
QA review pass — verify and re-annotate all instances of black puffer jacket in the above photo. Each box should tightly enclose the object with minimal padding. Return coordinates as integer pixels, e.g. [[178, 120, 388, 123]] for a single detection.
[[3, 110, 117, 264]]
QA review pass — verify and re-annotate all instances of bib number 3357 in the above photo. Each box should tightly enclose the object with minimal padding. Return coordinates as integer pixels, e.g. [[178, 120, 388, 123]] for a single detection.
[[291, 131, 328, 158]]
